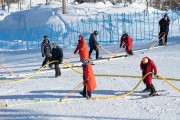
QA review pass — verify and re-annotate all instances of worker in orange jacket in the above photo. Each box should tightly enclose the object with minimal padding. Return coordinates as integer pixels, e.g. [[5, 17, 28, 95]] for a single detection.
[[80, 59, 96, 98], [74, 35, 89, 61]]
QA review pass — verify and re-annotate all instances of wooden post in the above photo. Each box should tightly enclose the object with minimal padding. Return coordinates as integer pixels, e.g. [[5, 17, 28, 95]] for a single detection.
[[20, 0, 22, 10], [7, 0, 9, 12], [62, 0, 66, 14], [30, 0, 31, 8]]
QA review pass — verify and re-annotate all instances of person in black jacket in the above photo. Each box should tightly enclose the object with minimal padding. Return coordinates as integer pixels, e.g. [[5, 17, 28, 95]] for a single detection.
[[89, 31, 101, 59], [159, 14, 170, 46], [51, 43, 63, 77], [41, 35, 53, 68]]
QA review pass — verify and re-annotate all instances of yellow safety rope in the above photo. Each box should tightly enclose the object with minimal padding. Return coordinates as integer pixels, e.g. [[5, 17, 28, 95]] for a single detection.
[[62, 62, 180, 81], [0, 60, 59, 85], [62, 62, 180, 92], [1, 72, 179, 108]]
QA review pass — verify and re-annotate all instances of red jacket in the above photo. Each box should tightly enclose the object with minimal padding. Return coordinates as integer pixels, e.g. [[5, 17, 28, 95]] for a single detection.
[[83, 64, 96, 92], [120, 35, 133, 53], [140, 57, 157, 84], [75, 39, 89, 61]]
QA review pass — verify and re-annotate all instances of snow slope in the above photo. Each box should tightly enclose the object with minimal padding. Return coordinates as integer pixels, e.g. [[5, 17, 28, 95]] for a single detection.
[[0, 1, 158, 29], [0, 38, 179, 120]]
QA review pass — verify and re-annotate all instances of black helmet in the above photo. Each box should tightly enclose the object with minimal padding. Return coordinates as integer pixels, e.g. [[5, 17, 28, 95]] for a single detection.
[[44, 35, 48, 39], [94, 31, 98, 35], [122, 33, 128, 38]]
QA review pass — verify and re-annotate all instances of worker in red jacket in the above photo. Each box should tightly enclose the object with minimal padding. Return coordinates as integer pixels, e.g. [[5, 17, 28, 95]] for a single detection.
[[74, 35, 89, 61], [140, 57, 158, 96], [120, 33, 133, 55], [80, 59, 96, 98]]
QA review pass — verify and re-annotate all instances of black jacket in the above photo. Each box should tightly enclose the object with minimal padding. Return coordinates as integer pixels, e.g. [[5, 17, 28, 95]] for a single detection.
[[159, 17, 170, 33], [51, 47, 63, 64], [89, 33, 100, 49]]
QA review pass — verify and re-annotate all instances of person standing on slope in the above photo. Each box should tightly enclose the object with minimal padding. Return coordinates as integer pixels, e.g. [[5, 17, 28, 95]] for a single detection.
[[74, 35, 89, 62], [120, 33, 133, 55], [159, 14, 170, 46], [80, 59, 96, 98], [140, 57, 158, 96], [89, 30, 101, 59], [41, 35, 53, 68], [51, 43, 63, 77]]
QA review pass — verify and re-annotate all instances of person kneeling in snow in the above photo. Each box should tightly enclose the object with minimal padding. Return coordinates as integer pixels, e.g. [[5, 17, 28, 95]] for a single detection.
[[120, 33, 133, 55], [140, 57, 158, 96], [80, 59, 96, 98]]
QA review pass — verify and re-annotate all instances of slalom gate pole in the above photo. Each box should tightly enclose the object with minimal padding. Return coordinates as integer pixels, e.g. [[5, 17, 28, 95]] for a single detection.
[[0, 64, 19, 77], [60, 82, 84, 102]]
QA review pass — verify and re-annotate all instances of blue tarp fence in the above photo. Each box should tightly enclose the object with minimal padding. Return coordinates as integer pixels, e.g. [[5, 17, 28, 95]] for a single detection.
[[0, 9, 180, 50]]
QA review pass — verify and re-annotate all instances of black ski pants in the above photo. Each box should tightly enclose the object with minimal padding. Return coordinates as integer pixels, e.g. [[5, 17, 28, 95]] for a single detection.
[[82, 85, 91, 98], [54, 62, 61, 77], [42, 56, 52, 67], [89, 47, 99, 59]]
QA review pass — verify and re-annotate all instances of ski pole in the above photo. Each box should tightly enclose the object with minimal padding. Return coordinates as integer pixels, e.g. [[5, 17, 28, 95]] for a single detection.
[[0, 64, 19, 77], [60, 82, 84, 102]]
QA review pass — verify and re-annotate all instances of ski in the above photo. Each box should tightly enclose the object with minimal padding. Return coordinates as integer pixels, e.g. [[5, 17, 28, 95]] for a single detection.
[[141, 93, 164, 98], [137, 90, 166, 93]]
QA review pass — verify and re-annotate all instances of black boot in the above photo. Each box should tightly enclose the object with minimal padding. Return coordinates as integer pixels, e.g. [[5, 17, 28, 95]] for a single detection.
[[142, 84, 151, 92], [128, 50, 133, 55], [149, 84, 157, 96], [87, 91, 91, 98]]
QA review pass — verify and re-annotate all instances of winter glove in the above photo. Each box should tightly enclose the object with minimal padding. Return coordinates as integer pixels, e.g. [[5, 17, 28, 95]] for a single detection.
[[143, 79, 146, 84], [83, 80, 88, 85], [74, 50, 77, 54], [42, 54, 44, 57], [123, 45, 125, 48], [154, 73, 158, 78]]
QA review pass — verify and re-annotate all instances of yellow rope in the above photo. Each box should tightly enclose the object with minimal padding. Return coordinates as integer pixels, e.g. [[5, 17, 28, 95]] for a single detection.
[[157, 74, 180, 91], [0, 60, 59, 85], [62, 62, 180, 92], [92, 72, 152, 100], [1, 72, 179, 108], [62, 62, 180, 81]]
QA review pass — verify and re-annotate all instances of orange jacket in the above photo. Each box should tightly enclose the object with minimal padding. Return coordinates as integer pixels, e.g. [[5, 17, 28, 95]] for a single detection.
[[120, 35, 133, 53], [75, 39, 89, 61], [83, 64, 96, 92]]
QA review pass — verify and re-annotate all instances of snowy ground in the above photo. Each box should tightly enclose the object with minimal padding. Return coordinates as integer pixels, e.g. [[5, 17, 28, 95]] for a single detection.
[[0, 38, 180, 119], [0, 0, 180, 120]]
